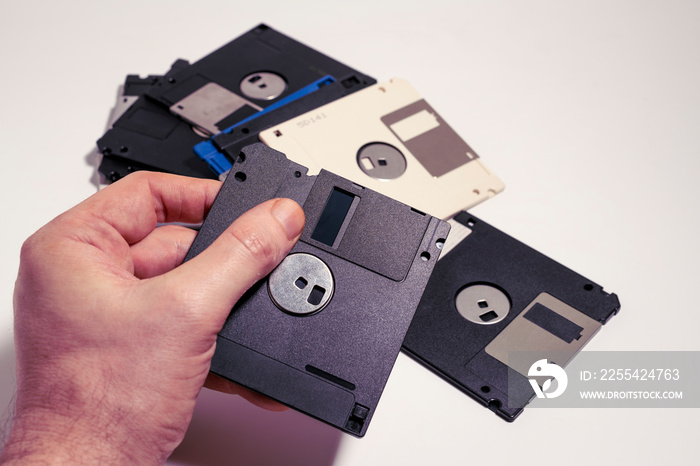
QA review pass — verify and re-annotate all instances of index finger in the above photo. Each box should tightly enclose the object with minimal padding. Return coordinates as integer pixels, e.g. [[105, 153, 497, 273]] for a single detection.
[[79, 172, 222, 245]]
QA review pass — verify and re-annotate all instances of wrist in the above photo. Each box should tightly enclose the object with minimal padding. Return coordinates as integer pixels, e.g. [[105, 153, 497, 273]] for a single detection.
[[1, 406, 143, 465], [1, 363, 169, 466]]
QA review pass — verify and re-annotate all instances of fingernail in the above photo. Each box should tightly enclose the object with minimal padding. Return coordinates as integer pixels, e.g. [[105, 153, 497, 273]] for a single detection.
[[271, 198, 305, 240]]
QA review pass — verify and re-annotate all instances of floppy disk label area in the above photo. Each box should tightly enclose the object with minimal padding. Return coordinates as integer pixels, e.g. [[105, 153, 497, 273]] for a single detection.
[[381, 99, 476, 177], [485, 292, 602, 378]]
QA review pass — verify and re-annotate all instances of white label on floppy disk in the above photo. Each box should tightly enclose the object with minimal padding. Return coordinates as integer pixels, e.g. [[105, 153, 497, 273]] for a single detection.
[[259, 79, 504, 219], [389, 109, 440, 141]]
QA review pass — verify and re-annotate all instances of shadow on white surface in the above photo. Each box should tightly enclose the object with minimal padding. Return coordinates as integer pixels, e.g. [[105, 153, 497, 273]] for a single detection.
[[168, 387, 342, 466], [85, 147, 103, 190]]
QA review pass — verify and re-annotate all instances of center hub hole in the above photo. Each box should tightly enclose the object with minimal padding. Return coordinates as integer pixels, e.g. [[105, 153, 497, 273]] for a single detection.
[[295, 277, 308, 289], [479, 311, 499, 322], [308, 285, 326, 305]]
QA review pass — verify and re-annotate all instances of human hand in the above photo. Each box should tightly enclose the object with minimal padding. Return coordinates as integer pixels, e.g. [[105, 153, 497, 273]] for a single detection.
[[1, 172, 305, 464]]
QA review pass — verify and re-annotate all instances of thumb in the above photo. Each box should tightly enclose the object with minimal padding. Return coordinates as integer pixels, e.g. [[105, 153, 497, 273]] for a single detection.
[[151, 198, 305, 330]]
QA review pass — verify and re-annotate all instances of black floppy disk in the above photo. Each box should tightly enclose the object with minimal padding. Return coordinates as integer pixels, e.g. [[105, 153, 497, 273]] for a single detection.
[[401, 212, 620, 421], [96, 59, 212, 181], [185, 143, 450, 437], [97, 23, 375, 182]]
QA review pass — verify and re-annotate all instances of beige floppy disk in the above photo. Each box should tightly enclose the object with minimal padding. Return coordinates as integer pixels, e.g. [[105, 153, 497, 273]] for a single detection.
[[258, 78, 504, 219]]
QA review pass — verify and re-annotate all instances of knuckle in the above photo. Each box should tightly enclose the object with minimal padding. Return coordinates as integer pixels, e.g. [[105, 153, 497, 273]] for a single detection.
[[227, 223, 278, 266], [121, 170, 152, 184], [167, 283, 200, 308], [19, 230, 48, 265], [19, 234, 38, 261]]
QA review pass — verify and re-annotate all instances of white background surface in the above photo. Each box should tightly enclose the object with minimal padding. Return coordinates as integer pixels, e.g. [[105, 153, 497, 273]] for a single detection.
[[1, 1, 698, 465]]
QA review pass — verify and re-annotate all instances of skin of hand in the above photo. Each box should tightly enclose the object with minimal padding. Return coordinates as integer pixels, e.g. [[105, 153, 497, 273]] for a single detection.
[[0, 172, 305, 465]]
